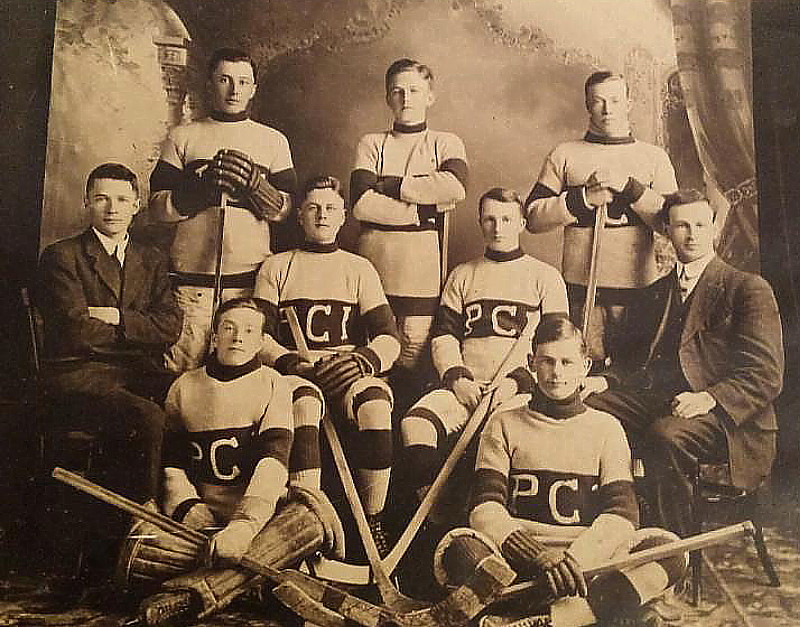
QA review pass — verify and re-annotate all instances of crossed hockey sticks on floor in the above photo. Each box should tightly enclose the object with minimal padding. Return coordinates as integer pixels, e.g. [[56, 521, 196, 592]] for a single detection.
[[51, 467, 515, 627], [52, 468, 753, 627]]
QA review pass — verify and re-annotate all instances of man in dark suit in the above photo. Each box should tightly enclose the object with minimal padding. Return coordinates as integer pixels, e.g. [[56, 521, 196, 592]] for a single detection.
[[585, 189, 784, 538], [38, 162, 182, 504]]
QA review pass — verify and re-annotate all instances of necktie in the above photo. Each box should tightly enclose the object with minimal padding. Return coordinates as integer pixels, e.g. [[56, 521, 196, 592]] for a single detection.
[[112, 244, 122, 270], [679, 267, 690, 301]]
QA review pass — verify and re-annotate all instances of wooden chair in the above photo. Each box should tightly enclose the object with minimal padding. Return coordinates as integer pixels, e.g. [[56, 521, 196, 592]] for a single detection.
[[689, 460, 780, 605]]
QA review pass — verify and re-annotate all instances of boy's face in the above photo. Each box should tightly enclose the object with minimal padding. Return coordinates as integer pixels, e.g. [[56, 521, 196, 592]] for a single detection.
[[586, 78, 631, 138], [212, 307, 266, 366], [479, 199, 525, 253], [666, 201, 716, 264], [85, 178, 140, 239], [208, 60, 256, 115], [298, 188, 346, 244], [529, 337, 590, 401], [386, 70, 435, 125]]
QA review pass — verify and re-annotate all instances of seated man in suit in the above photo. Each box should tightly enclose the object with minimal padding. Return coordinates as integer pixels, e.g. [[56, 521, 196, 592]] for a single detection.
[[585, 189, 784, 537], [38, 162, 182, 505]]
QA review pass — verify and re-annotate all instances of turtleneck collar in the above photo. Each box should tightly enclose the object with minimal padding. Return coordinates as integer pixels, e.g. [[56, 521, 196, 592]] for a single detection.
[[485, 247, 524, 262], [584, 130, 635, 145], [206, 354, 261, 382], [393, 121, 427, 134], [301, 241, 338, 253], [529, 385, 586, 419], [210, 110, 250, 123]]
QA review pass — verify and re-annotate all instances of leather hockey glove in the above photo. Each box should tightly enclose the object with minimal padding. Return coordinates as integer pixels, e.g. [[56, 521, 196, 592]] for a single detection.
[[313, 350, 374, 400], [172, 161, 219, 217], [501, 528, 587, 599], [209, 148, 285, 221]]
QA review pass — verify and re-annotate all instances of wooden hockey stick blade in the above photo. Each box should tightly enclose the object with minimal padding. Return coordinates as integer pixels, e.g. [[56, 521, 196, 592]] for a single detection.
[[322, 416, 428, 612], [51, 467, 399, 627], [498, 521, 754, 601], [384, 317, 538, 574], [581, 202, 606, 338]]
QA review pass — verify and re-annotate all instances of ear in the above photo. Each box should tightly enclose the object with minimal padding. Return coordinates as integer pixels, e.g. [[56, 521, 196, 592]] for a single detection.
[[427, 89, 437, 108], [133, 197, 141, 214], [583, 356, 592, 376], [527, 352, 535, 371]]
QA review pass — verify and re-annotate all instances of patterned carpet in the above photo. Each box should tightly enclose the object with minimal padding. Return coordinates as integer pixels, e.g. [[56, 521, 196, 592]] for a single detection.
[[1, 503, 798, 626]]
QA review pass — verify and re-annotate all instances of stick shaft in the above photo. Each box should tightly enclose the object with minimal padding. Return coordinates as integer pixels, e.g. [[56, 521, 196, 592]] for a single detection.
[[500, 521, 753, 599], [285, 306, 311, 359], [581, 203, 606, 338], [52, 467, 207, 546], [211, 194, 228, 314]]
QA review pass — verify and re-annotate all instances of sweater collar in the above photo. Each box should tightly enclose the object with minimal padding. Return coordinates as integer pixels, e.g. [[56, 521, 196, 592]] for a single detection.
[[301, 241, 339, 253], [584, 130, 635, 145], [529, 385, 586, 419], [393, 121, 427, 134], [485, 247, 524, 262], [210, 110, 250, 123], [205, 354, 261, 381]]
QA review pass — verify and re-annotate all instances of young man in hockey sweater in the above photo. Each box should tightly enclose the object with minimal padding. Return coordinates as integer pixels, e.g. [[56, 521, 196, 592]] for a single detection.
[[150, 47, 297, 373], [350, 58, 468, 401], [254, 176, 401, 554], [524, 71, 677, 365], [400, 187, 568, 510], [444, 315, 686, 627], [161, 296, 323, 563]]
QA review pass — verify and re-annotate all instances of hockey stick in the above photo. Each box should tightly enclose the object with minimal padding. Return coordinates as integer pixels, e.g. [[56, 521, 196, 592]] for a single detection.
[[283, 307, 427, 611], [51, 467, 397, 627], [211, 192, 228, 315], [384, 315, 538, 575], [497, 521, 754, 602], [439, 210, 451, 290], [581, 202, 607, 338]]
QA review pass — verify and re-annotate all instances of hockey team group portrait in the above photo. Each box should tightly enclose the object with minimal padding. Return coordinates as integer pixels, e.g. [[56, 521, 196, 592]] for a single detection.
[[3, 1, 799, 626]]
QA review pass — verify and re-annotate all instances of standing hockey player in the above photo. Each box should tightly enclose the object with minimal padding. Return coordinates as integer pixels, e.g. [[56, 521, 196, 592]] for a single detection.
[[437, 315, 686, 627], [400, 188, 567, 508], [524, 71, 676, 363], [254, 176, 401, 555], [150, 47, 297, 373], [350, 57, 468, 400]]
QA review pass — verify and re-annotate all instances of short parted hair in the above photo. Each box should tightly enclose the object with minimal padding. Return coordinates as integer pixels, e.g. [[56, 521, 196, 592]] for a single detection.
[[584, 70, 628, 103], [85, 162, 139, 198], [478, 187, 524, 218], [212, 296, 271, 334], [207, 47, 258, 80], [385, 58, 434, 93], [532, 313, 589, 358], [299, 175, 344, 206], [657, 189, 715, 224]]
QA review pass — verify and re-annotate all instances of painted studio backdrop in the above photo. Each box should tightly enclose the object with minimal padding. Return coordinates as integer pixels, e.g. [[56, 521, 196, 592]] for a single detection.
[[41, 0, 758, 273]]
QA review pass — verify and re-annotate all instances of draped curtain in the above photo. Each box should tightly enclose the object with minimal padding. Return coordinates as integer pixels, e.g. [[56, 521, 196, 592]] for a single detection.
[[671, 0, 758, 271]]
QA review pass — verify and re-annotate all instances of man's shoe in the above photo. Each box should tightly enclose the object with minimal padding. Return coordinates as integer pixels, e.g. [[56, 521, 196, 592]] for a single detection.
[[479, 613, 552, 627], [646, 591, 685, 623]]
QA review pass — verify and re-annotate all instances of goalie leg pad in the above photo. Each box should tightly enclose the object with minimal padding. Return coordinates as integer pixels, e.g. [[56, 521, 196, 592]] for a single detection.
[[150, 487, 344, 620]]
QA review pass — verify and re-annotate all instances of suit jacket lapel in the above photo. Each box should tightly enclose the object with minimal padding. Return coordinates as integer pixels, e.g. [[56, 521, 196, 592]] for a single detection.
[[680, 256, 724, 346], [121, 241, 145, 308], [82, 229, 122, 300]]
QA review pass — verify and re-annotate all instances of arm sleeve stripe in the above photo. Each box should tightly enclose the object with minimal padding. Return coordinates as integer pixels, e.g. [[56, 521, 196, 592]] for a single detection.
[[440, 158, 469, 189], [253, 427, 293, 468], [363, 303, 400, 341], [163, 428, 188, 468], [524, 182, 558, 207], [150, 160, 183, 194], [350, 168, 377, 206], [472, 467, 508, 509], [597, 479, 639, 527], [268, 167, 298, 195], [432, 304, 464, 339]]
